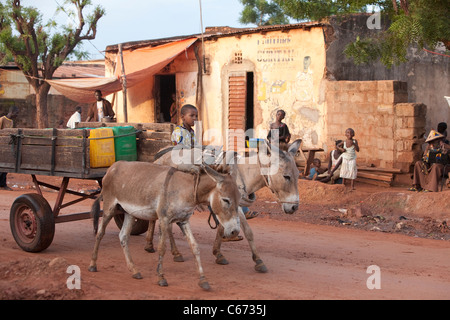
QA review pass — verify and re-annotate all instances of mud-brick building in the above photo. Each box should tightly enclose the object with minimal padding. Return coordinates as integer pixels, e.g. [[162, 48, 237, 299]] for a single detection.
[[89, 15, 447, 173]]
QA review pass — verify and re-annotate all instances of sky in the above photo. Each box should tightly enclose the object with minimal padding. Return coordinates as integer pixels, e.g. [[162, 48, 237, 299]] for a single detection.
[[23, 0, 250, 60]]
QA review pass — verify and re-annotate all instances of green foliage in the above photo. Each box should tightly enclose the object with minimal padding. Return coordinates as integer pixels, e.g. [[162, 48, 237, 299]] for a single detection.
[[274, 0, 390, 22], [0, 0, 104, 77], [0, 0, 105, 128], [239, 0, 289, 26], [343, 1, 450, 68]]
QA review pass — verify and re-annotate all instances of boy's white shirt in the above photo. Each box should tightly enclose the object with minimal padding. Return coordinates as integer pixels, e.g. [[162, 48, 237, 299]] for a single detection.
[[67, 111, 81, 129]]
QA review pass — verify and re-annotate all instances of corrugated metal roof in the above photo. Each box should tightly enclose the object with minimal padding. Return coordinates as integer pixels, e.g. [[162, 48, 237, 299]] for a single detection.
[[52, 62, 105, 79], [105, 21, 325, 52], [0, 60, 105, 79]]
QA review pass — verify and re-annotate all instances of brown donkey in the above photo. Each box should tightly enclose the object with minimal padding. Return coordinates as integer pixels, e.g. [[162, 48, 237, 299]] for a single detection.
[[146, 139, 301, 273], [88, 161, 241, 290]]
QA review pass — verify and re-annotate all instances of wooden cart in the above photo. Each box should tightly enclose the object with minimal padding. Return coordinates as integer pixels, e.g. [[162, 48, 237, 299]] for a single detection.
[[0, 122, 173, 252]]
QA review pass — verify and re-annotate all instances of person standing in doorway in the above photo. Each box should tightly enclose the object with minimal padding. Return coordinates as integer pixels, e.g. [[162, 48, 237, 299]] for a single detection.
[[86, 90, 115, 122], [0, 106, 19, 190], [169, 93, 178, 125]]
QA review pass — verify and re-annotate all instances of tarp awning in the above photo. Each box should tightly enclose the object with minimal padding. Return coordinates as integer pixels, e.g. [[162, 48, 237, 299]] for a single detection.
[[47, 37, 197, 103]]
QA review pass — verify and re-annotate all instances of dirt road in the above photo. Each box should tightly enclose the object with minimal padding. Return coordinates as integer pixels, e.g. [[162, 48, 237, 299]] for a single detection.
[[0, 174, 449, 300]]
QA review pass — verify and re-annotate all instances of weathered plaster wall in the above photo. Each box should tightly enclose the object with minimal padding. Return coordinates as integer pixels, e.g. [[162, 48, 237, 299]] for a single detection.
[[203, 27, 327, 147]]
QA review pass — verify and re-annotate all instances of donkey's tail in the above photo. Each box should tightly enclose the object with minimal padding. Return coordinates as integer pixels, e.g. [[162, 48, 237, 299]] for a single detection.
[[91, 195, 103, 235]]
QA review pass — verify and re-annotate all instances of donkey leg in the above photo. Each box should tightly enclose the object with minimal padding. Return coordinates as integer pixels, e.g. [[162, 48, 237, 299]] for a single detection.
[[213, 225, 229, 265], [120, 213, 142, 279], [144, 219, 156, 253], [170, 222, 184, 262], [89, 208, 114, 272], [156, 218, 169, 287], [179, 221, 211, 291], [239, 209, 268, 273]]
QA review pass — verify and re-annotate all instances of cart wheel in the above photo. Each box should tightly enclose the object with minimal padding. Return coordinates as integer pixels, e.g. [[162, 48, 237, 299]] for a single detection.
[[10, 193, 55, 252], [114, 214, 149, 235]]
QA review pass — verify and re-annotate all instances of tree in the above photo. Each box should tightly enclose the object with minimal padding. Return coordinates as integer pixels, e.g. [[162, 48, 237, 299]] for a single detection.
[[0, 0, 105, 128], [239, 0, 289, 26], [274, 0, 375, 21], [342, 0, 450, 67]]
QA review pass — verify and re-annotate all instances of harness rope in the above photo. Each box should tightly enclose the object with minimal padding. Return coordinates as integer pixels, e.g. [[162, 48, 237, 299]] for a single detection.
[[257, 153, 299, 206]]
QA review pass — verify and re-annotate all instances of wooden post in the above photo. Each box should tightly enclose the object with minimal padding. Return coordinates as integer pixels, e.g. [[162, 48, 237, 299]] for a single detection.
[[194, 45, 202, 118], [118, 43, 128, 123]]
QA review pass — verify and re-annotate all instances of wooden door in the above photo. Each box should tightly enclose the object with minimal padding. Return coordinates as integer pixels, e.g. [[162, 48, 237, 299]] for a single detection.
[[228, 74, 247, 151]]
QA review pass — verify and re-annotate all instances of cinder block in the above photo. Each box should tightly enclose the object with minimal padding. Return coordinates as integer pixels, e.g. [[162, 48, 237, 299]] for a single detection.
[[395, 103, 427, 117], [377, 80, 394, 91], [399, 139, 419, 152], [376, 126, 394, 138], [379, 149, 394, 161], [393, 162, 411, 173], [341, 81, 359, 91], [381, 114, 394, 127], [359, 81, 378, 92], [366, 91, 378, 103], [395, 118, 404, 129], [349, 92, 365, 103], [380, 139, 394, 151], [395, 151, 415, 163], [377, 104, 394, 114], [393, 81, 408, 93], [406, 116, 426, 128], [394, 92, 408, 103], [395, 127, 417, 139], [380, 159, 395, 168]]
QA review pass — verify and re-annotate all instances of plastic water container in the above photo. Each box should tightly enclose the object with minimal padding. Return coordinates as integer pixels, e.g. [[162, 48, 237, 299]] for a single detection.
[[112, 126, 137, 161], [89, 128, 115, 168]]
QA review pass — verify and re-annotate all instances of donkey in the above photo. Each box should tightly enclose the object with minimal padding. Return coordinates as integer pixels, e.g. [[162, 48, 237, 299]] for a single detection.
[[146, 139, 301, 273], [88, 161, 241, 291]]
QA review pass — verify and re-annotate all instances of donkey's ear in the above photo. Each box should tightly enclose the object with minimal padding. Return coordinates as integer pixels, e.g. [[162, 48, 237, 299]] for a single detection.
[[203, 164, 225, 184], [288, 139, 302, 157]]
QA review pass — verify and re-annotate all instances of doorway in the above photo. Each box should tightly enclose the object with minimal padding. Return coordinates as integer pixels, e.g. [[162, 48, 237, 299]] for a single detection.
[[227, 71, 255, 150], [156, 74, 176, 123], [245, 72, 254, 138]]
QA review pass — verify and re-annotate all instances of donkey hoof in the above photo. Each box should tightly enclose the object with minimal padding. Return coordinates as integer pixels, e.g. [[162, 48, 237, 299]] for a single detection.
[[132, 272, 143, 279], [255, 260, 268, 273], [199, 278, 211, 291], [88, 266, 97, 272], [144, 246, 155, 253], [158, 279, 168, 287], [215, 254, 229, 265], [173, 254, 184, 262]]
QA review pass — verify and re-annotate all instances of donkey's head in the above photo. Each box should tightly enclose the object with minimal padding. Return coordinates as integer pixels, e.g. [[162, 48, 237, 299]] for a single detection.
[[203, 165, 241, 238], [259, 139, 301, 214]]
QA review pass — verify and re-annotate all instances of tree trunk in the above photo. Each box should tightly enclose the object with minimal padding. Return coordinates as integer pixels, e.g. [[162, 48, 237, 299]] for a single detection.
[[34, 83, 51, 129]]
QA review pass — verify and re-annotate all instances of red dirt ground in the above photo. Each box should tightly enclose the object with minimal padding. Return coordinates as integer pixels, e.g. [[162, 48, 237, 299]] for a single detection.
[[0, 173, 449, 300]]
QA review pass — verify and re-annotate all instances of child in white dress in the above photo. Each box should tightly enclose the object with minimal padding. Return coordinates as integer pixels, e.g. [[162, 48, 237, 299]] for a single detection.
[[338, 128, 360, 190]]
